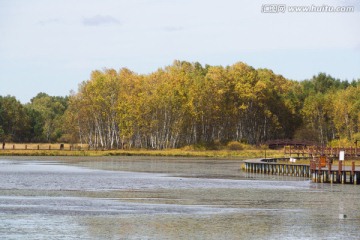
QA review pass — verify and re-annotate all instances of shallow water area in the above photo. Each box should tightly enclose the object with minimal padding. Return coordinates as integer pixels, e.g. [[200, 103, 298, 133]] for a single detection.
[[0, 156, 360, 239]]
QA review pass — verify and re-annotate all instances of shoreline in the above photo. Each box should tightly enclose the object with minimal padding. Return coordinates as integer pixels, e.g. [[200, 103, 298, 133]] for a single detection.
[[0, 148, 283, 159]]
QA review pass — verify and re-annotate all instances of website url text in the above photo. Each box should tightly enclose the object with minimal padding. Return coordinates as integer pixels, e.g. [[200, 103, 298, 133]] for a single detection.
[[261, 4, 355, 13]]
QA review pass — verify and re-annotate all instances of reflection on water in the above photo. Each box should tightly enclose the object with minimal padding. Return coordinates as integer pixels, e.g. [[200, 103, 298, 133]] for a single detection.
[[0, 157, 360, 239]]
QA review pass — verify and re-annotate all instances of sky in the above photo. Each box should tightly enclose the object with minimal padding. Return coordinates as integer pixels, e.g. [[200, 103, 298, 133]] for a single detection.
[[0, 0, 359, 103]]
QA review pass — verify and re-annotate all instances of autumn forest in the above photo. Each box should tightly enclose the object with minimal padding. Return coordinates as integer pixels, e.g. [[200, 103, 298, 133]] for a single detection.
[[1, 61, 359, 149]]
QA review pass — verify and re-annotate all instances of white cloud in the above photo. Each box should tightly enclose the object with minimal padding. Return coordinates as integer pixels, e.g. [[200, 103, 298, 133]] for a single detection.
[[37, 18, 62, 26], [162, 26, 184, 32], [82, 15, 121, 26]]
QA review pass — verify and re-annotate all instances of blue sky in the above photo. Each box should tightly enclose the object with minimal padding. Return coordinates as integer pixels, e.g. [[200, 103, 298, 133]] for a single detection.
[[0, 0, 359, 103]]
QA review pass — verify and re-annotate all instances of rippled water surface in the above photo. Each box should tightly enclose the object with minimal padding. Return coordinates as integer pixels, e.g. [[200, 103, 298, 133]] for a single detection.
[[0, 156, 360, 239]]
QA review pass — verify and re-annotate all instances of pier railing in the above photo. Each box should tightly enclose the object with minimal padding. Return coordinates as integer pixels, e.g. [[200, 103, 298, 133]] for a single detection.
[[244, 158, 360, 185], [1, 143, 88, 151], [284, 146, 360, 157]]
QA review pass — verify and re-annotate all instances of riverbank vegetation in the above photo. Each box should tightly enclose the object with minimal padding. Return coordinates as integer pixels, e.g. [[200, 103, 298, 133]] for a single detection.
[[0, 143, 282, 158], [1, 61, 359, 150]]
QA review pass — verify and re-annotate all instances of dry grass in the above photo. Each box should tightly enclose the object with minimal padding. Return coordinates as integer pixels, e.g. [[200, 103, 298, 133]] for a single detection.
[[0, 143, 284, 158], [2, 144, 359, 164]]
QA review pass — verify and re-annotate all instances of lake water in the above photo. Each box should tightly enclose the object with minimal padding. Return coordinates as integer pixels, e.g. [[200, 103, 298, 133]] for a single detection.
[[0, 156, 359, 239]]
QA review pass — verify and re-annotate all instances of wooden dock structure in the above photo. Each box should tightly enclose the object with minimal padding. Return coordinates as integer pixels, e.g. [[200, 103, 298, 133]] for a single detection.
[[244, 158, 360, 185], [310, 161, 360, 184], [244, 158, 311, 177]]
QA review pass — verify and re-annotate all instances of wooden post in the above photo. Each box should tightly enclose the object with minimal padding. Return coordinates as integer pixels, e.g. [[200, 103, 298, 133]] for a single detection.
[[351, 161, 355, 184], [339, 160, 345, 184], [342, 172, 346, 184], [338, 161, 342, 173], [355, 173, 358, 185], [289, 146, 292, 157]]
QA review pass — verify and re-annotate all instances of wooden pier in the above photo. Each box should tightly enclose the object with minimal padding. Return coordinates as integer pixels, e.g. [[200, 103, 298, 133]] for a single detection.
[[244, 158, 311, 178], [310, 161, 360, 184], [244, 158, 360, 184]]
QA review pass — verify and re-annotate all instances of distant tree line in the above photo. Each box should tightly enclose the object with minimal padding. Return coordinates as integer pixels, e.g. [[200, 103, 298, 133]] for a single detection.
[[0, 61, 359, 149], [0, 93, 68, 143]]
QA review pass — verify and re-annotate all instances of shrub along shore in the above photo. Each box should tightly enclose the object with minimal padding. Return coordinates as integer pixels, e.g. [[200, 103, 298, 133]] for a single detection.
[[0, 143, 283, 159], [0, 149, 284, 158]]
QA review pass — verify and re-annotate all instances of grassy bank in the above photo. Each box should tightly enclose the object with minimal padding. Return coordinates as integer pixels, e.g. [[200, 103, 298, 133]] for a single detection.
[[0, 142, 286, 158], [0, 148, 285, 159]]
